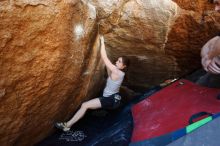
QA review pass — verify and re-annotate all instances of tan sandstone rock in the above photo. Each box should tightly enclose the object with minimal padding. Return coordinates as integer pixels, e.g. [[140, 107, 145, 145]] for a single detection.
[[93, 0, 220, 88], [0, 0, 102, 145]]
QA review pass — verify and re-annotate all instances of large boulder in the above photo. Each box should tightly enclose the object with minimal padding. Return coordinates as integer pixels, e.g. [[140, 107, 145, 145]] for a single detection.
[[92, 0, 220, 88], [0, 0, 102, 145]]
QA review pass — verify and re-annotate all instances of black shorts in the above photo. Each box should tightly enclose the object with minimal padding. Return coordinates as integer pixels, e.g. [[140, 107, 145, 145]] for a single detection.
[[99, 93, 121, 109]]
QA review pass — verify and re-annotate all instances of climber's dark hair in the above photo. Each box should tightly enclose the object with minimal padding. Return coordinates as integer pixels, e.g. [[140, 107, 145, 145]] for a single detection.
[[121, 56, 130, 67], [121, 56, 130, 72]]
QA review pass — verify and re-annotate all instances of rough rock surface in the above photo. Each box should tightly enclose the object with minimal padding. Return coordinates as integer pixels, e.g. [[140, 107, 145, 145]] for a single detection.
[[0, 0, 220, 145], [92, 0, 220, 88], [0, 0, 102, 145]]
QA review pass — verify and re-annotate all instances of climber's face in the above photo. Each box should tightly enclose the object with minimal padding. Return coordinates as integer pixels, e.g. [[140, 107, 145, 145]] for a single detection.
[[116, 57, 126, 70], [214, 0, 220, 12]]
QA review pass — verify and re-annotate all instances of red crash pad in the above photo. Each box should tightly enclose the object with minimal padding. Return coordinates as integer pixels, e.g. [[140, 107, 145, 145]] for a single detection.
[[131, 79, 220, 142]]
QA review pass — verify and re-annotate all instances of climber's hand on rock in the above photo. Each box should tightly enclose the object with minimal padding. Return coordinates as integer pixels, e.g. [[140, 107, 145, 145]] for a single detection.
[[100, 35, 104, 44]]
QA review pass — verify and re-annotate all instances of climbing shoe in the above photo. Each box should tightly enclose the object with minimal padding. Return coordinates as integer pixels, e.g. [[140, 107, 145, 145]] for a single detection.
[[54, 122, 70, 132]]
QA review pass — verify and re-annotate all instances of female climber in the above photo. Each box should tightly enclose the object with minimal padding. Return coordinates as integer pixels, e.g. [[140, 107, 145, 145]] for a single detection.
[[55, 35, 130, 132]]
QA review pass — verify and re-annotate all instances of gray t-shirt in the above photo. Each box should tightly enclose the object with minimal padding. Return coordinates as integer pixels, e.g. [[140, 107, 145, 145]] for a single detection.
[[103, 71, 125, 97]]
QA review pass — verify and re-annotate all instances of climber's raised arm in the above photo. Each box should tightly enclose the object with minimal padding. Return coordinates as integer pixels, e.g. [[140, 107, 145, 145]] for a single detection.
[[100, 36, 117, 73]]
